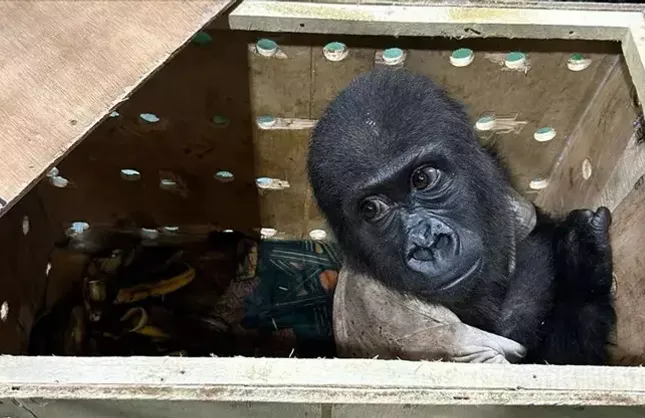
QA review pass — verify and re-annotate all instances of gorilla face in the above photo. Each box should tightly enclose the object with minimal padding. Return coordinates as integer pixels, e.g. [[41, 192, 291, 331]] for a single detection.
[[352, 156, 485, 295], [308, 68, 516, 305]]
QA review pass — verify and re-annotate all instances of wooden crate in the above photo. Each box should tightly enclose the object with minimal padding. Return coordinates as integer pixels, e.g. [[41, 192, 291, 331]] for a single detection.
[[3, 1, 645, 417]]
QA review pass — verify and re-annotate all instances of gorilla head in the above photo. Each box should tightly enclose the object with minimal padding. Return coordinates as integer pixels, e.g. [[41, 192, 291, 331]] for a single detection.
[[308, 69, 531, 306]]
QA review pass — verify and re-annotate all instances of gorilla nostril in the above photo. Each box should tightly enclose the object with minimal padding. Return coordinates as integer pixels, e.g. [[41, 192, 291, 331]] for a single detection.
[[411, 247, 434, 262], [433, 233, 451, 251]]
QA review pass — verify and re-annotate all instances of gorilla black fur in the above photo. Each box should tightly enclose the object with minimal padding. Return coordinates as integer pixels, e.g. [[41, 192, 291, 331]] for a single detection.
[[307, 68, 616, 365]]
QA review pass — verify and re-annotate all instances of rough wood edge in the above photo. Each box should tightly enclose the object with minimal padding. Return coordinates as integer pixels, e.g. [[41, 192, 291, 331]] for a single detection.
[[3, 356, 645, 405], [226, 1, 640, 39], [255, 0, 645, 12]]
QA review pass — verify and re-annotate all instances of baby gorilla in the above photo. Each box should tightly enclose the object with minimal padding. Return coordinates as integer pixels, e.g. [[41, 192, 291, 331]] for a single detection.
[[308, 68, 615, 365]]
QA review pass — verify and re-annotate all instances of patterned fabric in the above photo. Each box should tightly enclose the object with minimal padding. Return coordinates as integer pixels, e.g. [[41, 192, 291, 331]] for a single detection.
[[242, 239, 341, 356]]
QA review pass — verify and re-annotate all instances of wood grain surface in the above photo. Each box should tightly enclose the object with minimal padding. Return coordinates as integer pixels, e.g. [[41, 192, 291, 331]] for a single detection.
[[0, 1, 233, 219]]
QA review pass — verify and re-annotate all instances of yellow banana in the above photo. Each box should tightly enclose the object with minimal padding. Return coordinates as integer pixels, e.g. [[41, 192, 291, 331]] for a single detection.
[[135, 325, 170, 339], [113, 264, 195, 304], [120, 307, 170, 339]]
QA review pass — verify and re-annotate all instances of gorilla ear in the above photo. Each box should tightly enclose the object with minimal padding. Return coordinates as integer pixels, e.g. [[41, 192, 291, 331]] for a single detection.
[[507, 186, 536, 242]]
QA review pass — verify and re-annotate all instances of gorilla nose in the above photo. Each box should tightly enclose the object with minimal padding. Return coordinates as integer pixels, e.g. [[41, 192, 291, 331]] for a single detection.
[[411, 247, 434, 261], [405, 220, 458, 264], [433, 233, 452, 251], [409, 234, 454, 261]]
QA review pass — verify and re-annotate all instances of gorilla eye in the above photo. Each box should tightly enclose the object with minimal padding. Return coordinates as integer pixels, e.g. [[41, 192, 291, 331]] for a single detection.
[[411, 166, 440, 190], [359, 198, 386, 222]]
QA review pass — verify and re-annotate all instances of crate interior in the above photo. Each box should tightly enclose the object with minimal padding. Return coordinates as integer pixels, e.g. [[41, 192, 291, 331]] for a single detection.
[[0, 29, 642, 364]]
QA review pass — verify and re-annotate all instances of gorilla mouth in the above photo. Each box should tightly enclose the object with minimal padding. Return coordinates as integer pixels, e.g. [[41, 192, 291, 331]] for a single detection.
[[409, 247, 434, 261], [437, 257, 482, 292]]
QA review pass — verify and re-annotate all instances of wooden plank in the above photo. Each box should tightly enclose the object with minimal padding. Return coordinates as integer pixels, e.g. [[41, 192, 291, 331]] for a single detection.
[[3, 357, 645, 405], [594, 131, 645, 212], [605, 172, 645, 365], [0, 0, 234, 220], [623, 17, 645, 106], [38, 30, 317, 239], [592, 26, 645, 213], [0, 190, 55, 354], [279, 0, 645, 11], [533, 25, 645, 364], [309, 36, 376, 119], [36, 30, 266, 236], [2, 399, 645, 418], [535, 58, 637, 213], [564, 24, 645, 214], [248, 34, 313, 238], [227, 1, 640, 40]]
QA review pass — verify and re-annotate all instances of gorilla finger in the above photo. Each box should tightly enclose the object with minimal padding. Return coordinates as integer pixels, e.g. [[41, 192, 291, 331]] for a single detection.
[[593, 206, 612, 229], [452, 349, 504, 363], [485, 355, 510, 364], [567, 208, 594, 223]]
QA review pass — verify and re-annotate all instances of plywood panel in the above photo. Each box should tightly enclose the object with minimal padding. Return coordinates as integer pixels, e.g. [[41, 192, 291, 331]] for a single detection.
[[249, 34, 314, 237], [0, 190, 56, 354], [309, 37, 376, 119], [0, 1, 234, 220], [37, 30, 263, 235], [536, 58, 638, 213], [39, 31, 317, 239], [606, 178, 645, 365]]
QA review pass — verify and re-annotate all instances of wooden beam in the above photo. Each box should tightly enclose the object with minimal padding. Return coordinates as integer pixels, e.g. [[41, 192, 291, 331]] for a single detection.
[[0, 0, 234, 219], [3, 356, 645, 406], [588, 25, 645, 214], [603, 158, 645, 365], [227, 1, 641, 39]]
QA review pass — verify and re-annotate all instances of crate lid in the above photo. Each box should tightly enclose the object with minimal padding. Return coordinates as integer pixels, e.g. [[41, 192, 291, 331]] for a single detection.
[[0, 0, 234, 218]]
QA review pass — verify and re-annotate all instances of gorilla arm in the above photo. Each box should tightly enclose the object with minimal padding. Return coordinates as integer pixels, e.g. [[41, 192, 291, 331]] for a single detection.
[[334, 265, 527, 364]]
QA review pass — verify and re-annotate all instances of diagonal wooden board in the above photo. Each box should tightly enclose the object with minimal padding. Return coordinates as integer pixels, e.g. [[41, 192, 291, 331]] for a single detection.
[[0, 0, 234, 218]]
